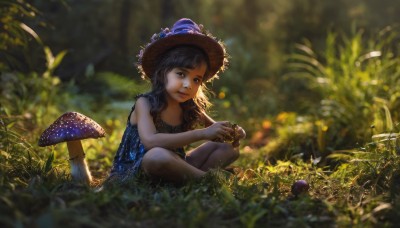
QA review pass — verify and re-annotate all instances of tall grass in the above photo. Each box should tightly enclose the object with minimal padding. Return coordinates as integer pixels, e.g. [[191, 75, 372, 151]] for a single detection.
[[269, 27, 400, 161]]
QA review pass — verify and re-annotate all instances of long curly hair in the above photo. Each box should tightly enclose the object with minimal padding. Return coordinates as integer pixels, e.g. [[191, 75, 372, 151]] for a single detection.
[[140, 45, 212, 130]]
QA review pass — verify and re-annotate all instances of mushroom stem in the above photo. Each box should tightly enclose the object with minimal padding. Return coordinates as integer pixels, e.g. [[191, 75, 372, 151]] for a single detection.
[[66, 140, 92, 185]]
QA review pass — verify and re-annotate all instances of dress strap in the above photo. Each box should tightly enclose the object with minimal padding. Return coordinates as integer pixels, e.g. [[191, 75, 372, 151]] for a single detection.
[[127, 93, 146, 123], [127, 104, 136, 123]]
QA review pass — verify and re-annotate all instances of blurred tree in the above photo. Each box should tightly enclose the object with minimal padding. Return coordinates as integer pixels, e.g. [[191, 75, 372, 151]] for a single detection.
[[118, 0, 132, 57]]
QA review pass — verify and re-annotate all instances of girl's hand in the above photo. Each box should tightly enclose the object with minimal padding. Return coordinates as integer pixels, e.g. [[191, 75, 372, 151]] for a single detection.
[[203, 121, 234, 141], [235, 125, 246, 140], [232, 125, 246, 148]]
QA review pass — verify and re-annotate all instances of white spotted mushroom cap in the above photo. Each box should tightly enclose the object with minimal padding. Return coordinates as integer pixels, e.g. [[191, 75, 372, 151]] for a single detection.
[[38, 112, 106, 147]]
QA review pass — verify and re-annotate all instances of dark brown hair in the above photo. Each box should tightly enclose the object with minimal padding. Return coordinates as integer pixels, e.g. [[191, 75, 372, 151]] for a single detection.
[[141, 45, 211, 130]]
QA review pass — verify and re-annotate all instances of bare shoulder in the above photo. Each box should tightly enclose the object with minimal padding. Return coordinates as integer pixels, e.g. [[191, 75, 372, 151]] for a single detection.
[[135, 96, 151, 110], [130, 96, 151, 125]]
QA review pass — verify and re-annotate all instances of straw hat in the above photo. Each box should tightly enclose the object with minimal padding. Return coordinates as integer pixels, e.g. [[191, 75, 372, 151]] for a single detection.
[[137, 18, 228, 81]]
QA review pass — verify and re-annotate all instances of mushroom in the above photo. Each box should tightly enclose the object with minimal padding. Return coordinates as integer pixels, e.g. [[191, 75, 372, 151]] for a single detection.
[[38, 112, 105, 185]]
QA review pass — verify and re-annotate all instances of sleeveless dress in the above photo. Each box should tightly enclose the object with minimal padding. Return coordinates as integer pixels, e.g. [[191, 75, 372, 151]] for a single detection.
[[108, 99, 186, 182]]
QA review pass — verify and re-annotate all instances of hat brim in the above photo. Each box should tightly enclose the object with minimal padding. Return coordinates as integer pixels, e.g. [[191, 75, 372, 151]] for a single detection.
[[141, 34, 224, 80]]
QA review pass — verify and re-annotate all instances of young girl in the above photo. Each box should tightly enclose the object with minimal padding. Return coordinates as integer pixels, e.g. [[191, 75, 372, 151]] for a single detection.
[[108, 18, 246, 183]]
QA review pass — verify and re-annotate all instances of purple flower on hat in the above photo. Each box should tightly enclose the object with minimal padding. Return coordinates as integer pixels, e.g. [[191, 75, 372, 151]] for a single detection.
[[159, 31, 166, 38], [150, 28, 172, 42], [161, 28, 170, 36]]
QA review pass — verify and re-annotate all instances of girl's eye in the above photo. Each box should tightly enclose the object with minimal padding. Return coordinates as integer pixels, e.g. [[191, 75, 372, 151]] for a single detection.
[[177, 72, 185, 77], [194, 78, 202, 84]]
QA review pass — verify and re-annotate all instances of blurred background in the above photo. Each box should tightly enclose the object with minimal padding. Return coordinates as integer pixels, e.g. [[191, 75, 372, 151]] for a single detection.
[[2, 0, 400, 162]]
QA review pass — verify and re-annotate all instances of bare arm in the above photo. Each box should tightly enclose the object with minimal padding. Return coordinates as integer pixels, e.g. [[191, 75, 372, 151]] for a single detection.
[[202, 112, 216, 127], [135, 97, 232, 150]]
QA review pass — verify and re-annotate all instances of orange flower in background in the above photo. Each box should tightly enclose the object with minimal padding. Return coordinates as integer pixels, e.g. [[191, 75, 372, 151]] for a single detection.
[[262, 120, 272, 130], [250, 119, 272, 147], [218, 91, 226, 99], [276, 112, 289, 123]]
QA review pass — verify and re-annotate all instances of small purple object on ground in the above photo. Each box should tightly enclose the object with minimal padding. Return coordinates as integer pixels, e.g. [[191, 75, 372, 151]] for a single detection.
[[291, 180, 309, 196]]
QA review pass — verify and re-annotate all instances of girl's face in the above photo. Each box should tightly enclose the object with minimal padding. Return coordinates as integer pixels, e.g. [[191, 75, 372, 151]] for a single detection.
[[165, 62, 207, 104]]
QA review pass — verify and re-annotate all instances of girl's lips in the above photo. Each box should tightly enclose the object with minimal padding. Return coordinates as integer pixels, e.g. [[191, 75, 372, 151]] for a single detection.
[[177, 91, 189, 97]]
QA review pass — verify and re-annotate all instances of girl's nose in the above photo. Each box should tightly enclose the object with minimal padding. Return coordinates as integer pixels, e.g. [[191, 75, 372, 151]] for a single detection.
[[183, 81, 192, 89]]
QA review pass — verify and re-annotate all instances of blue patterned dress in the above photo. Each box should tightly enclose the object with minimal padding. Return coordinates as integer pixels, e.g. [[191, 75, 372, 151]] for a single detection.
[[108, 101, 186, 182]]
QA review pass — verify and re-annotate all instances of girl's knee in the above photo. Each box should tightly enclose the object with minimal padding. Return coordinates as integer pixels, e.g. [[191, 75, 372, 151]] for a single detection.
[[229, 145, 240, 161], [142, 148, 175, 175], [217, 142, 240, 161]]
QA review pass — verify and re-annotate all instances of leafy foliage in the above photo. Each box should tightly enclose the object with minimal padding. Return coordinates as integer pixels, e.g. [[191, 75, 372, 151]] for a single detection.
[[262, 27, 400, 162]]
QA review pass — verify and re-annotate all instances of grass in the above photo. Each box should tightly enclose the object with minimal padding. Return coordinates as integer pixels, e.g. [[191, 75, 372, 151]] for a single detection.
[[1, 113, 400, 227]]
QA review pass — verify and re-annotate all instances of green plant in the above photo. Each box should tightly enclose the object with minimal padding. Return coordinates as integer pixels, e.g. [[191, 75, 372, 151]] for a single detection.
[[0, 0, 69, 193], [284, 27, 400, 154], [0, 0, 39, 70]]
